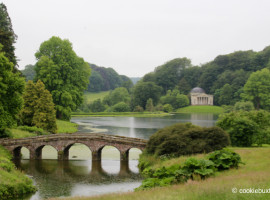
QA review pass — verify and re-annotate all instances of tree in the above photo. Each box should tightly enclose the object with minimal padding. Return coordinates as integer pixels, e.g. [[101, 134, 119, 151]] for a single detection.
[[88, 70, 104, 92], [145, 98, 154, 112], [218, 84, 233, 105], [163, 104, 173, 113], [0, 44, 25, 137], [161, 89, 189, 109], [103, 87, 130, 106], [89, 99, 106, 112], [0, 3, 17, 68], [234, 101, 254, 111], [121, 79, 133, 92], [152, 58, 192, 92], [21, 80, 57, 133], [178, 78, 191, 94], [217, 110, 270, 146], [133, 82, 162, 109], [242, 68, 270, 110], [34, 36, 91, 120], [21, 64, 36, 81]]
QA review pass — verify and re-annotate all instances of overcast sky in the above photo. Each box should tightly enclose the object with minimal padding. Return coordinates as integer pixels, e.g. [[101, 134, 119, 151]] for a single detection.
[[2, 0, 270, 77]]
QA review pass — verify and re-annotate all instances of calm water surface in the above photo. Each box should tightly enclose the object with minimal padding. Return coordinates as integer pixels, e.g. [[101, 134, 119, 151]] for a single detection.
[[16, 159, 141, 200], [16, 113, 219, 199], [71, 113, 219, 139]]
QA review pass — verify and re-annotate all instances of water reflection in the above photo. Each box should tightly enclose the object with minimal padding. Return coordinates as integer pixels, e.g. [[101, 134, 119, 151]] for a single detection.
[[71, 113, 219, 139], [15, 159, 141, 200]]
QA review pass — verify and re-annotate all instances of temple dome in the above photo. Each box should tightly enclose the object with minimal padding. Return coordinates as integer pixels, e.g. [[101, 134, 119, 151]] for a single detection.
[[190, 87, 205, 94]]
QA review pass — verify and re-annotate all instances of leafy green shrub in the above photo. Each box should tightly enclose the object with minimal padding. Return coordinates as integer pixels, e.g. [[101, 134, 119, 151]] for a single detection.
[[217, 110, 270, 146], [179, 157, 215, 180], [163, 104, 173, 113], [89, 99, 106, 112], [17, 126, 47, 135], [221, 105, 233, 113], [234, 101, 254, 111], [133, 105, 144, 112], [136, 164, 187, 191], [111, 102, 130, 112], [207, 148, 244, 170], [137, 148, 242, 191], [146, 123, 230, 157]]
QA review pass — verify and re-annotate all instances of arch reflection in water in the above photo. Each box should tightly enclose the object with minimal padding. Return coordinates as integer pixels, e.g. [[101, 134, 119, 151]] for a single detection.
[[14, 159, 142, 199]]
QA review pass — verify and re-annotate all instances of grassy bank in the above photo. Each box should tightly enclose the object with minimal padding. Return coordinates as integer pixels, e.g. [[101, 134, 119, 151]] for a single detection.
[[9, 120, 78, 139], [84, 91, 110, 104], [0, 146, 36, 199], [176, 105, 224, 114], [49, 147, 270, 200], [56, 120, 78, 133], [72, 112, 171, 118]]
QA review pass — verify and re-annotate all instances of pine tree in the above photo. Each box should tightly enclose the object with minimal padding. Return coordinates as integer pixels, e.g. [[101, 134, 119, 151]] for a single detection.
[[21, 80, 57, 133], [0, 3, 18, 68]]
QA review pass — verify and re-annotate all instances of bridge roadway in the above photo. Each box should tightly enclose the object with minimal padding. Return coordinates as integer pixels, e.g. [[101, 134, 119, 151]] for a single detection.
[[0, 133, 147, 162]]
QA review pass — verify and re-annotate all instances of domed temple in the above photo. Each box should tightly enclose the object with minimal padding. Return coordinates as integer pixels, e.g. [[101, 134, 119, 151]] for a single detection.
[[190, 87, 213, 105]]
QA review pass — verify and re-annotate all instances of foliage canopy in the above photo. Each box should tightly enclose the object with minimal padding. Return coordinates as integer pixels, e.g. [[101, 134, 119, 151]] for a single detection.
[[0, 44, 25, 137], [146, 123, 230, 157], [34, 36, 91, 120], [217, 110, 270, 146], [20, 80, 57, 133]]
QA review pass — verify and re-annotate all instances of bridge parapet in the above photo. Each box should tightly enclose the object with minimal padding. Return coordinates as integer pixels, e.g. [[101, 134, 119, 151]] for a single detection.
[[0, 133, 147, 162]]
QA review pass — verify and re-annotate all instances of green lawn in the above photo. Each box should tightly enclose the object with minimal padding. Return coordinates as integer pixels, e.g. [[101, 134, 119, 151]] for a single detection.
[[83, 91, 111, 104], [176, 106, 224, 114], [49, 147, 270, 200]]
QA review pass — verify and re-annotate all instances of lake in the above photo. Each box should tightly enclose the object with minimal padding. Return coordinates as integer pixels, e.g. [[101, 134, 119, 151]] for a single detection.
[[71, 113, 219, 139], [17, 113, 219, 200]]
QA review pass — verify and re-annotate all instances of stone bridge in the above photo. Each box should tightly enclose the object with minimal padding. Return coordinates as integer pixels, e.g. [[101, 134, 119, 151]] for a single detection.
[[0, 133, 147, 162]]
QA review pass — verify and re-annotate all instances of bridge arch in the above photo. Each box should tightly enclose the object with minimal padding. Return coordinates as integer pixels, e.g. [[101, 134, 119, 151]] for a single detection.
[[62, 142, 92, 160], [93, 145, 121, 161], [127, 147, 143, 160], [34, 145, 58, 160], [12, 146, 31, 160]]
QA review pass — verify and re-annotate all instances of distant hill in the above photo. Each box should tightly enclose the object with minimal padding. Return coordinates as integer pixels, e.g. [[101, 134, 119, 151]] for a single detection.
[[130, 77, 141, 85], [87, 63, 132, 92], [20, 63, 133, 93]]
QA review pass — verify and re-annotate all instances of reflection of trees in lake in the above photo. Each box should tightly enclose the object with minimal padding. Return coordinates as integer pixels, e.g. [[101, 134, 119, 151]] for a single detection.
[[71, 114, 218, 140], [15, 159, 141, 199], [190, 113, 217, 127]]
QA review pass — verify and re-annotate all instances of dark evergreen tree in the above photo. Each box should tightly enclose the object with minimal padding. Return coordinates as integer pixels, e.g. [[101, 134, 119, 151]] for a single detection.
[[0, 3, 17, 69], [21, 80, 57, 133]]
